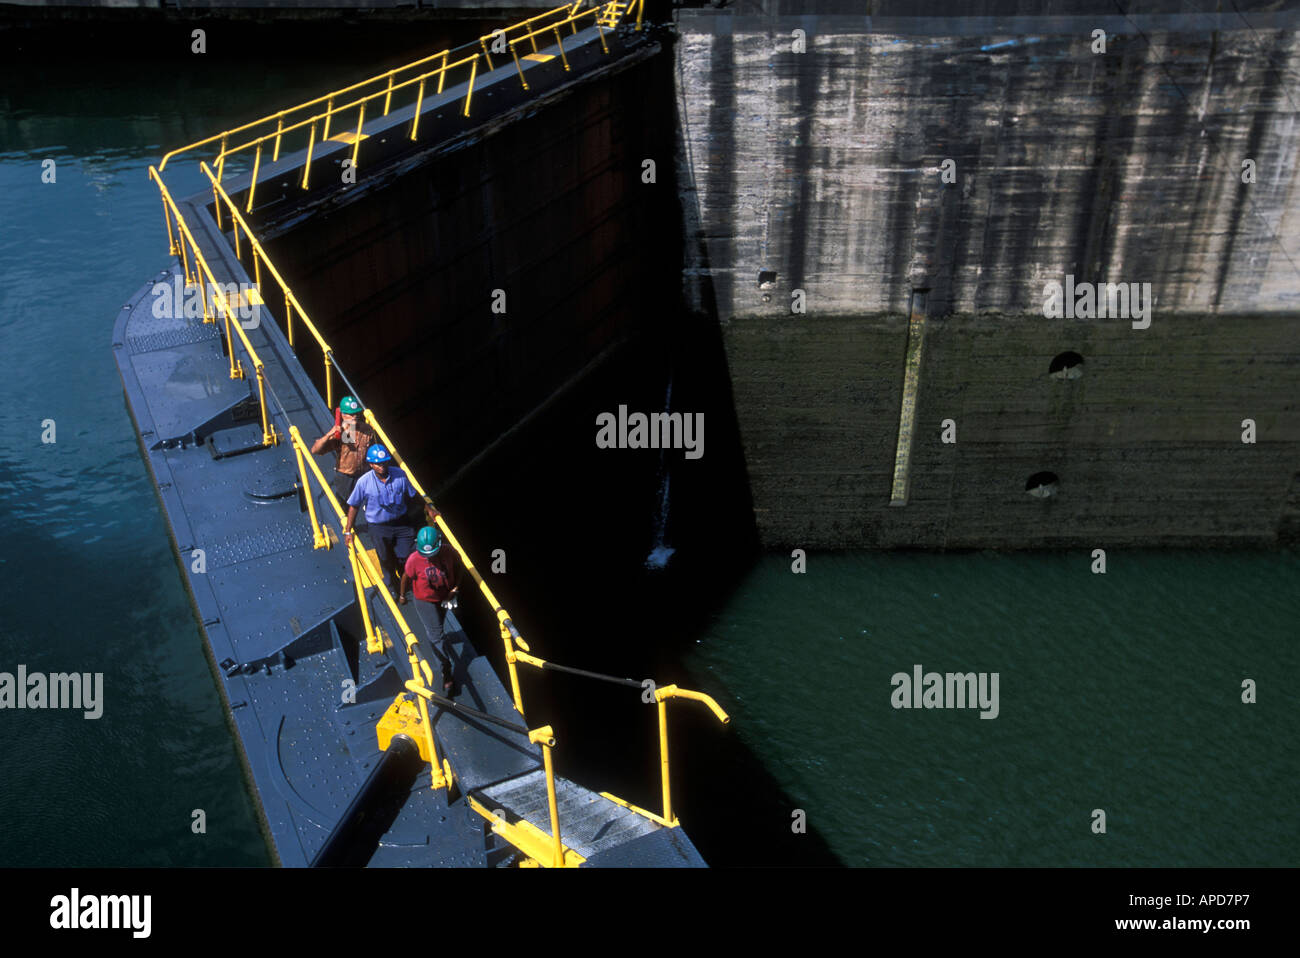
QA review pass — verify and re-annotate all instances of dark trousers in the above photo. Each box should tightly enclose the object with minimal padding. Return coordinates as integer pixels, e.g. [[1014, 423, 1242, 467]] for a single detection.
[[332, 470, 363, 509], [332, 470, 364, 522], [369, 520, 415, 592], [411, 598, 453, 679]]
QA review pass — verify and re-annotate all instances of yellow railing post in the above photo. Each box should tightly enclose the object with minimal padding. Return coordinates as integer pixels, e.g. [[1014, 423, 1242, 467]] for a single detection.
[[292, 431, 327, 548], [650, 686, 728, 827], [415, 691, 446, 791], [383, 71, 395, 116], [302, 121, 317, 190], [284, 290, 294, 347], [463, 56, 478, 118], [322, 97, 334, 142], [411, 78, 426, 141], [178, 235, 194, 290], [246, 143, 262, 214], [272, 113, 285, 162], [221, 294, 240, 374], [159, 192, 179, 257], [351, 103, 366, 170], [254, 363, 274, 445], [510, 43, 529, 90], [529, 726, 562, 866], [657, 697, 672, 825], [554, 28, 571, 71], [408, 663, 447, 791], [348, 543, 381, 654], [438, 51, 449, 94], [215, 133, 227, 185], [502, 626, 526, 715], [199, 259, 217, 327], [323, 353, 334, 410], [636, 0, 644, 32]]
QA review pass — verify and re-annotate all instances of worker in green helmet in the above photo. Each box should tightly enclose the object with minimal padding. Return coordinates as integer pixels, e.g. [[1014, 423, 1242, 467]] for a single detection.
[[399, 525, 462, 694], [310, 395, 375, 504]]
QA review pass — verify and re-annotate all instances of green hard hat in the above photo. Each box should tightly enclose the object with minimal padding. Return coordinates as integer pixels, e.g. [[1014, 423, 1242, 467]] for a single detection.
[[416, 526, 442, 556], [340, 396, 362, 415]]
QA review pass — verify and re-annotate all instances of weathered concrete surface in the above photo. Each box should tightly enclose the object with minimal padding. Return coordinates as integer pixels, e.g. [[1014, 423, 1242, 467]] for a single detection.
[[726, 310, 1298, 548], [677, 7, 1300, 548]]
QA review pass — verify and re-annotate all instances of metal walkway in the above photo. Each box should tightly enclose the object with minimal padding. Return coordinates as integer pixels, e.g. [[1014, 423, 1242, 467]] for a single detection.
[[117, 251, 706, 865], [121, 1, 723, 867]]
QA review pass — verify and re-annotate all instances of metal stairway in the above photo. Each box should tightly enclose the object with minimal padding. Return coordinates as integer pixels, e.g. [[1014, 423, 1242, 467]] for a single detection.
[[472, 769, 706, 866], [597, 1, 627, 29]]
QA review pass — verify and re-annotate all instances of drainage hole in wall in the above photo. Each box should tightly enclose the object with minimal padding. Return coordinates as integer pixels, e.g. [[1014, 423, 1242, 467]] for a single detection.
[[1048, 351, 1084, 380], [1025, 471, 1060, 498]]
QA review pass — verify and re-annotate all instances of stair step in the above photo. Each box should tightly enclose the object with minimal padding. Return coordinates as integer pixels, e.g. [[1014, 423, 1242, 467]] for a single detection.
[[477, 769, 662, 859]]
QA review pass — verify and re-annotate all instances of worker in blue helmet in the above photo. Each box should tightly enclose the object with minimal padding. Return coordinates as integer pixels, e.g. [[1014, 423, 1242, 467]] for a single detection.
[[342, 443, 437, 595], [398, 525, 462, 694]]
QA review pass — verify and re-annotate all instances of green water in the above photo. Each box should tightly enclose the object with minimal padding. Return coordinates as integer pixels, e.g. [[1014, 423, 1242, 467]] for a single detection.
[[684, 549, 1298, 866], [0, 20, 1295, 868]]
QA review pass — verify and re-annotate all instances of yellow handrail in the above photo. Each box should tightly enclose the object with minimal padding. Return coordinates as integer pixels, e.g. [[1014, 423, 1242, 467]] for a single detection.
[[201, 163, 336, 408], [358, 408, 532, 714], [652, 685, 729, 825], [147, 1, 725, 862], [158, 25, 517, 171], [148, 166, 277, 448], [288, 424, 444, 789], [218, 52, 482, 174], [160, 2, 641, 200]]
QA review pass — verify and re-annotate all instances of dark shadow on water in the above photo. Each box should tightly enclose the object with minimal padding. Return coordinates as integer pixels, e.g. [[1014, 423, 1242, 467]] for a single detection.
[[435, 328, 841, 866]]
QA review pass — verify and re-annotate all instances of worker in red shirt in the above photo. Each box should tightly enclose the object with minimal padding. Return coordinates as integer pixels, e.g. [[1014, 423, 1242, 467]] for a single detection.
[[398, 525, 462, 694]]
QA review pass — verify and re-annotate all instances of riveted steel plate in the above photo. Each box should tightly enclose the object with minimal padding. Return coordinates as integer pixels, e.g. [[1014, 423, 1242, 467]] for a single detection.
[[204, 516, 316, 570]]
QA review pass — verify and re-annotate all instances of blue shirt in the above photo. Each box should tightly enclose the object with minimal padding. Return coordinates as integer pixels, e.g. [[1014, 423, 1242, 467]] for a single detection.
[[347, 466, 415, 525]]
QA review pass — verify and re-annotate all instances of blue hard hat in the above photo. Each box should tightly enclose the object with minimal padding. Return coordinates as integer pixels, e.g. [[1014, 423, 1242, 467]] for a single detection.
[[365, 443, 392, 464]]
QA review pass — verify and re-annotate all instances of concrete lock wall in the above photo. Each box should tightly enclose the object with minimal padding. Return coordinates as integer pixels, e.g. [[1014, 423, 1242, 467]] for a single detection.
[[675, 6, 1300, 549]]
